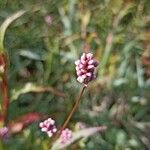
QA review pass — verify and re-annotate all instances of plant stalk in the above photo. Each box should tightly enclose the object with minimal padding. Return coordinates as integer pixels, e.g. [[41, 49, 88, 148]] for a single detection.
[[0, 53, 9, 125], [60, 85, 86, 132], [49, 85, 86, 148]]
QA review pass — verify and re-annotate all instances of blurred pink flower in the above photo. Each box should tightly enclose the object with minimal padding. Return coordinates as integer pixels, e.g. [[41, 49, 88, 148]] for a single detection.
[[60, 128, 72, 144], [39, 118, 57, 137], [0, 127, 9, 139], [44, 15, 52, 26], [75, 53, 99, 85]]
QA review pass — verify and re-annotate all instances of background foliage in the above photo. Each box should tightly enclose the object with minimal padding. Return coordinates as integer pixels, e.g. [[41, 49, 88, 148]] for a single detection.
[[0, 0, 150, 149]]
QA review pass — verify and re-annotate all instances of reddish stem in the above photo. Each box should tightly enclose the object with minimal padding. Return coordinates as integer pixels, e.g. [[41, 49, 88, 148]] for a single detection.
[[49, 85, 86, 147], [60, 85, 86, 133], [0, 53, 9, 124]]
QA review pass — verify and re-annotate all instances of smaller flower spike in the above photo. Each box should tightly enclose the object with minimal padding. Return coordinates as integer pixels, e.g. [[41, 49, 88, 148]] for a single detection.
[[39, 118, 57, 137], [60, 128, 72, 144], [0, 127, 9, 139], [75, 53, 99, 85]]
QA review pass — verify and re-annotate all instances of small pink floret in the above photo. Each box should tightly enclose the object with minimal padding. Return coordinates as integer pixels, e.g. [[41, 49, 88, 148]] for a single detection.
[[75, 52, 99, 85]]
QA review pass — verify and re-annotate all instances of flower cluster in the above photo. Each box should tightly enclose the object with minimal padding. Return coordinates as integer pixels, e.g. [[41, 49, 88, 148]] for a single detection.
[[39, 118, 73, 144], [60, 128, 72, 144], [39, 118, 57, 137], [0, 127, 9, 139], [75, 53, 99, 85]]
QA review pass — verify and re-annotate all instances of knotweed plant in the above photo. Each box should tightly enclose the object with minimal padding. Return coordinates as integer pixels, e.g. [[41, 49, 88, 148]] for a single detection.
[[39, 52, 100, 146]]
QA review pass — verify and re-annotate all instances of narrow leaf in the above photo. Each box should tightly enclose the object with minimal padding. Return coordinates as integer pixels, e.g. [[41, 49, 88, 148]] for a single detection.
[[8, 112, 45, 134], [11, 83, 65, 101], [51, 126, 107, 150], [0, 10, 26, 51]]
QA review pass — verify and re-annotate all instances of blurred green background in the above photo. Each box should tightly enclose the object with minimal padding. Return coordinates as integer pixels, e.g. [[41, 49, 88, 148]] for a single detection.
[[0, 0, 150, 149]]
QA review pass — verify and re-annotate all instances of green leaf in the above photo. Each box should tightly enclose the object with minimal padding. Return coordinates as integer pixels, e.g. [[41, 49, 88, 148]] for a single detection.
[[0, 10, 26, 51], [11, 82, 65, 101]]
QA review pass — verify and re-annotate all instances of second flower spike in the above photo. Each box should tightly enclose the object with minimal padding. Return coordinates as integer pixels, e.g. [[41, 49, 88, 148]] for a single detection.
[[60, 128, 72, 144], [39, 118, 57, 137]]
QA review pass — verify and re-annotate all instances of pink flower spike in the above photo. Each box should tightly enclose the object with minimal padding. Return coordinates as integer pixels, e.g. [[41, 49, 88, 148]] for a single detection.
[[39, 118, 57, 137], [60, 128, 72, 144], [75, 52, 99, 85]]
